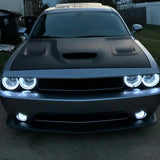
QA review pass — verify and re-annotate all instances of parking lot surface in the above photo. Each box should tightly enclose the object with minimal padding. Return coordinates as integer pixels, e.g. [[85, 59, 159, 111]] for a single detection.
[[0, 100, 160, 160]]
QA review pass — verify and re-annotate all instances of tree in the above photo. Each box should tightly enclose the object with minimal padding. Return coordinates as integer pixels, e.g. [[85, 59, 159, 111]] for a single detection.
[[101, 0, 115, 7]]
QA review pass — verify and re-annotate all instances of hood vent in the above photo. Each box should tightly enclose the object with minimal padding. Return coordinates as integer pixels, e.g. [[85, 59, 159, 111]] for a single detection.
[[62, 52, 97, 59], [113, 47, 136, 56]]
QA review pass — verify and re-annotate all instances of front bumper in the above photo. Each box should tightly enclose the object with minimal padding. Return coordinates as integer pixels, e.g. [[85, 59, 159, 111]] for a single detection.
[[1, 87, 160, 133]]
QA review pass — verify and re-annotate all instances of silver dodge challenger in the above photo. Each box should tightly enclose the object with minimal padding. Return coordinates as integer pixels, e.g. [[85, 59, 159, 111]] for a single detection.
[[0, 3, 160, 133]]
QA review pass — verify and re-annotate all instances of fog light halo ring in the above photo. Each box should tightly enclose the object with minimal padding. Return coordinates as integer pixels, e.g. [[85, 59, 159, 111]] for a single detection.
[[135, 110, 147, 120], [16, 113, 27, 122]]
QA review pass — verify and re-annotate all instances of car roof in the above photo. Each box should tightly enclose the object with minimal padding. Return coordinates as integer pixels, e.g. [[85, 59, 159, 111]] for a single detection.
[[45, 3, 114, 13]]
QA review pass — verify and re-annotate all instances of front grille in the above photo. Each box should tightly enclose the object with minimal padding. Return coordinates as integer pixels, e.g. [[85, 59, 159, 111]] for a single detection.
[[34, 112, 128, 124], [37, 77, 124, 92]]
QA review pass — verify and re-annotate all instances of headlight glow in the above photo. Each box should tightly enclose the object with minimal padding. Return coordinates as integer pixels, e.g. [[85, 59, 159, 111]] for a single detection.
[[19, 78, 37, 90], [2, 77, 19, 90], [142, 74, 159, 87], [124, 75, 142, 88]]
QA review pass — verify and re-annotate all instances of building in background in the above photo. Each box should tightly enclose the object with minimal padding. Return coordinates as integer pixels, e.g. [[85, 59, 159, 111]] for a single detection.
[[0, 0, 116, 16], [0, 0, 43, 16], [42, 0, 65, 7], [0, 0, 24, 15], [117, 0, 160, 26], [24, 0, 43, 16]]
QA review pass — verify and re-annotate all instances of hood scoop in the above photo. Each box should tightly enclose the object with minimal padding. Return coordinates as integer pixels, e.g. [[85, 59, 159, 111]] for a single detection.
[[113, 46, 136, 56], [62, 52, 97, 59]]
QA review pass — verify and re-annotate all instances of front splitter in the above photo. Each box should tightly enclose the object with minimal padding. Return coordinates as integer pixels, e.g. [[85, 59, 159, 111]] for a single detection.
[[7, 114, 157, 134]]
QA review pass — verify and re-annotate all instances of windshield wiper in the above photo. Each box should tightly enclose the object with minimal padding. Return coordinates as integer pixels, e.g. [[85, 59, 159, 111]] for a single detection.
[[75, 35, 108, 38], [32, 35, 108, 39], [32, 36, 63, 39]]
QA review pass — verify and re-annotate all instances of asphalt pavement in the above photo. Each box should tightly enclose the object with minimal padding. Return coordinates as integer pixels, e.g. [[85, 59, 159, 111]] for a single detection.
[[0, 100, 160, 160]]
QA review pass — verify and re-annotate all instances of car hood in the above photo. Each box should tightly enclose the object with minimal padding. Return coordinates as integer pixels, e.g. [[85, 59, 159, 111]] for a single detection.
[[11, 37, 150, 70]]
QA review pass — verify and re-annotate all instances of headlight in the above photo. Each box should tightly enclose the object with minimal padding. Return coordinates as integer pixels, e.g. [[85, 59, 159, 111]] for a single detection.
[[19, 78, 37, 90], [2, 77, 19, 90], [124, 75, 142, 88], [142, 74, 159, 87]]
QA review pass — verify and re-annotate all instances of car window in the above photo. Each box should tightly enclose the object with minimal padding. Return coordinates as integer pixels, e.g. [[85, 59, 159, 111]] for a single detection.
[[31, 12, 129, 38]]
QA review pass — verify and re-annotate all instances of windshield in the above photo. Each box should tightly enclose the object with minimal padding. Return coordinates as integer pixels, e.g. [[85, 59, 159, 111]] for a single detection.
[[31, 12, 129, 38]]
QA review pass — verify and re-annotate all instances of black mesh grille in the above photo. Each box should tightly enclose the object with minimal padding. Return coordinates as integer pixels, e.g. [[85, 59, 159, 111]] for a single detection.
[[37, 77, 124, 92]]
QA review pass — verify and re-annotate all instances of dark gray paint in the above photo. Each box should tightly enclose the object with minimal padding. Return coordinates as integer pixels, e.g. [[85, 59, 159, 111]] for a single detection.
[[0, 5, 160, 133]]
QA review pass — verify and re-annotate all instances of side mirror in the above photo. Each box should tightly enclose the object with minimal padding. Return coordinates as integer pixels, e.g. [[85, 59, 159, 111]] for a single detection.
[[131, 24, 143, 36], [18, 27, 28, 40]]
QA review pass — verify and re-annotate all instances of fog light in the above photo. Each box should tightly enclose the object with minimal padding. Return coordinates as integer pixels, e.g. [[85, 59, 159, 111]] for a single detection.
[[135, 111, 147, 120], [16, 113, 27, 122]]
